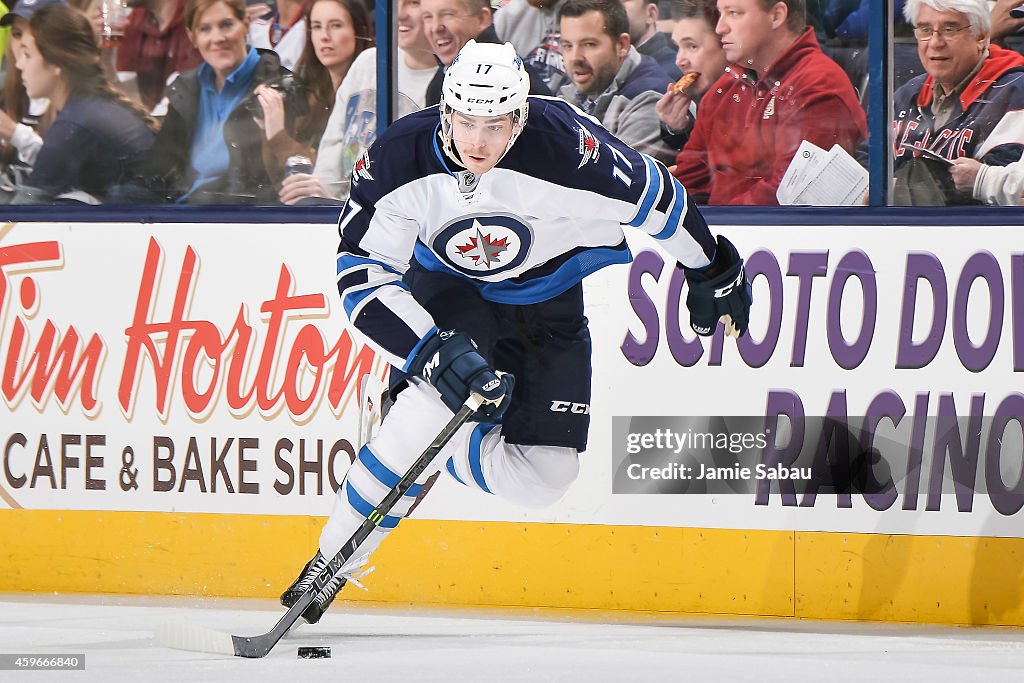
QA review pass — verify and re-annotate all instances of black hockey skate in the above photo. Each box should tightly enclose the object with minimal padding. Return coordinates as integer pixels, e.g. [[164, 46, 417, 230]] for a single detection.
[[280, 551, 347, 625]]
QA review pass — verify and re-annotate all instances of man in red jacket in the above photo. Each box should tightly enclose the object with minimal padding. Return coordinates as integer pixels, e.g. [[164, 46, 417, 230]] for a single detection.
[[671, 0, 866, 204]]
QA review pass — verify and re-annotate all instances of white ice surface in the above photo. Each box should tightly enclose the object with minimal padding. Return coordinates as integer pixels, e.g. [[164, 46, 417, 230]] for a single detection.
[[2, 593, 1023, 682]]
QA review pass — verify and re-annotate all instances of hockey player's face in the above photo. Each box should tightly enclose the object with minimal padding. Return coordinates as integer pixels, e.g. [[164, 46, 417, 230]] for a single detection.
[[559, 11, 631, 98], [672, 17, 728, 95], [715, 0, 775, 68], [450, 111, 515, 174], [421, 0, 492, 66], [913, 7, 985, 91]]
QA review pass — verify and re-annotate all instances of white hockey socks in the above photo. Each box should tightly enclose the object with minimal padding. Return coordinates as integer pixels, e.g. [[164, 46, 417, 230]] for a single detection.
[[318, 380, 582, 574]]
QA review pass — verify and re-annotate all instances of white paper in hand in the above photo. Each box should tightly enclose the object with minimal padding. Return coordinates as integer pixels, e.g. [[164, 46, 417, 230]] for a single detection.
[[777, 140, 869, 205]]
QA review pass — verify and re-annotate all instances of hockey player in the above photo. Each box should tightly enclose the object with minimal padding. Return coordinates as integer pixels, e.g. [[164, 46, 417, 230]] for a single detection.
[[281, 39, 752, 624]]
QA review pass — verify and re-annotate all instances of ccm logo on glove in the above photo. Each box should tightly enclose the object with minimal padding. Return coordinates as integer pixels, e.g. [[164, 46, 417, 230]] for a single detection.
[[714, 267, 745, 299]]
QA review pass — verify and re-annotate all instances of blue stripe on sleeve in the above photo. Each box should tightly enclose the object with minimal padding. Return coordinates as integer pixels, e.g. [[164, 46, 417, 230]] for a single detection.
[[358, 445, 423, 498], [342, 281, 412, 317], [342, 286, 378, 317], [651, 178, 688, 241], [625, 156, 662, 227], [337, 253, 404, 277]]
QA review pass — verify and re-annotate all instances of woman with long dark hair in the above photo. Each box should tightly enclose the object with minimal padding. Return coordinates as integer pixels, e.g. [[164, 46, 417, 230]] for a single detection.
[[0, 10, 48, 171], [4, 4, 155, 203], [255, 0, 373, 173], [297, 0, 372, 104]]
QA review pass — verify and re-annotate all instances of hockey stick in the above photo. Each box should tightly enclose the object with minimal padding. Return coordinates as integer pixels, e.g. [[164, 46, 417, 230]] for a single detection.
[[157, 392, 484, 658]]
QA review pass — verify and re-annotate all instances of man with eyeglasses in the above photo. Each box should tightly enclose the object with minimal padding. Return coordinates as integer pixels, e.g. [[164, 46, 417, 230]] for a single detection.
[[891, 0, 1024, 204]]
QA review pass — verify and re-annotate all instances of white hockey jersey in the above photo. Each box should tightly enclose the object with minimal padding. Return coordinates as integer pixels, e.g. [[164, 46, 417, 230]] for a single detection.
[[335, 96, 716, 372]]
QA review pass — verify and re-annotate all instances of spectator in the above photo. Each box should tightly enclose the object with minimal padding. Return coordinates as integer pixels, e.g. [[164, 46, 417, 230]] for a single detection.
[[558, 0, 675, 163], [494, 0, 569, 92], [113, 0, 203, 111], [422, 0, 552, 106], [988, 0, 1024, 49], [249, 0, 310, 70], [255, 0, 374, 174], [672, 0, 866, 204], [822, 0, 921, 94], [298, 0, 373, 102], [127, 0, 308, 203], [654, 0, 727, 150], [951, 155, 1024, 204], [621, 0, 682, 78], [892, 0, 1024, 204], [5, 4, 156, 204], [282, 0, 436, 203], [0, 0, 59, 170]]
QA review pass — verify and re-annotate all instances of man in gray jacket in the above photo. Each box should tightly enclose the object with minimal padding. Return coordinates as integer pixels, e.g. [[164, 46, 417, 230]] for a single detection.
[[557, 0, 675, 164]]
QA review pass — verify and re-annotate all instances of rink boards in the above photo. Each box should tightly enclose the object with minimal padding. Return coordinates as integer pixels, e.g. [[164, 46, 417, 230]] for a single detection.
[[1, 218, 1022, 626]]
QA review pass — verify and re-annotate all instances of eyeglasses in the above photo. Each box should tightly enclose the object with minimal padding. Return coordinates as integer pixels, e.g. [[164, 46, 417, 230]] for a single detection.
[[913, 23, 971, 41]]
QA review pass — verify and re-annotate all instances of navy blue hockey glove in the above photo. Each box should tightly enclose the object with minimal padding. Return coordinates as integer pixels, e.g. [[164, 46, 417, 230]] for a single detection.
[[682, 235, 752, 338], [409, 330, 515, 421]]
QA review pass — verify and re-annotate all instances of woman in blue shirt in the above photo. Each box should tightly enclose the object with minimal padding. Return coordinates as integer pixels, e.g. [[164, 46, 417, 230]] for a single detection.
[[138, 0, 308, 204], [10, 4, 156, 204]]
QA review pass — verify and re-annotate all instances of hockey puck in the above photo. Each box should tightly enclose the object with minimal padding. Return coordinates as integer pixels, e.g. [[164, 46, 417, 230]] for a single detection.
[[297, 646, 331, 659]]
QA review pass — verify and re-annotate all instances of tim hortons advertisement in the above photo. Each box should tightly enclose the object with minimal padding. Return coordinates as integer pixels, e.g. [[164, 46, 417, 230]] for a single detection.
[[0, 222, 384, 516], [0, 221, 1021, 538]]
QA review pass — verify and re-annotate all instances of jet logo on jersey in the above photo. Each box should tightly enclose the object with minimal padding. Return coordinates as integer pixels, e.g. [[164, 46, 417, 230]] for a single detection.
[[352, 150, 373, 184], [456, 226, 508, 266], [577, 125, 600, 168], [432, 214, 533, 276]]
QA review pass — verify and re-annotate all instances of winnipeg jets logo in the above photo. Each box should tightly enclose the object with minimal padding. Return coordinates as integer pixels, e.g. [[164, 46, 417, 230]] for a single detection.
[[577, 125, 600, 168], [456, 221, 509, 266], [352, 150, 373, 183], [432, 214, 533, 276]]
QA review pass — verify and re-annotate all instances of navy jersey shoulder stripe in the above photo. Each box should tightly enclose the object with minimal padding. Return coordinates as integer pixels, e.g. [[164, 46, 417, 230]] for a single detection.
[[498, 97, 649, 207]]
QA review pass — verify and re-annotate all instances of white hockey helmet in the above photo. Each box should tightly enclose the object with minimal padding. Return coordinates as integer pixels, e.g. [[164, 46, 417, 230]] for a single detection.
[[440, 40, 531, 165]]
